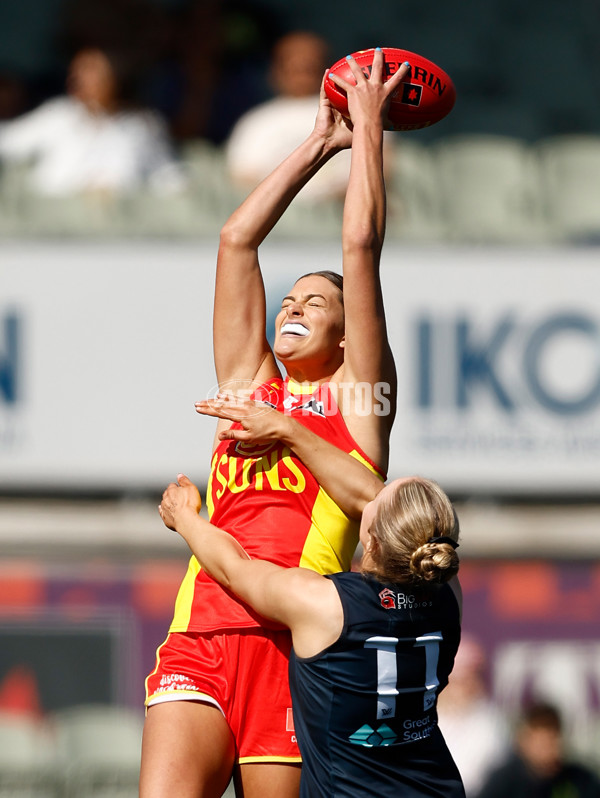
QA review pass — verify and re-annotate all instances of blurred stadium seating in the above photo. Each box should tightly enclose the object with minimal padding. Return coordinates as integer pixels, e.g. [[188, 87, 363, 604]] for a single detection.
[[0, 711, 59, 797], [0, 0, 597, 244], [1, 133, 599, 244], [534, 134, 600, 244], [0, 703, 235, 798], [0, 705, 144, 798], [52, 704, 143, 798]]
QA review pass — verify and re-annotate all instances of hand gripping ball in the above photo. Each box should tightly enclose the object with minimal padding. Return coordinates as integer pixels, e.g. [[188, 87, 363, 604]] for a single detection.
[[324, 46, 456, 131]]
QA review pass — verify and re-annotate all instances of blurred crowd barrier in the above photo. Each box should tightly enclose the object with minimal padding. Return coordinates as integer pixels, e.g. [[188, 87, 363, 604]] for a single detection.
[[0, 704, 143, 798], [0, 133, 599, 245]]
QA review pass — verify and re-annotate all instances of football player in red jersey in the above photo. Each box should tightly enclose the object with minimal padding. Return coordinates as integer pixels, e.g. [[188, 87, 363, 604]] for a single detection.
[[140, 51, 411, 798]]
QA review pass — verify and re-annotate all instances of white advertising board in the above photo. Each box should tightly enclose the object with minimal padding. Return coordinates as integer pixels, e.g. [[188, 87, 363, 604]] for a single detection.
[[1, 240, 599, 495]]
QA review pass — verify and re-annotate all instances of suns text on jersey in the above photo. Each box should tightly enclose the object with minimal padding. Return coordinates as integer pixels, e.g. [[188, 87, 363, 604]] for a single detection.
[[209, 445, 307, 498]]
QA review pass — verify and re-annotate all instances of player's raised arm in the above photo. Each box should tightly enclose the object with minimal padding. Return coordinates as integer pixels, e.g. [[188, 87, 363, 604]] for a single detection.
[[328, 52, 411, 470], [158, 475, 340, 654], [213, 76, 353, 390], [196, 395, 384, 518]]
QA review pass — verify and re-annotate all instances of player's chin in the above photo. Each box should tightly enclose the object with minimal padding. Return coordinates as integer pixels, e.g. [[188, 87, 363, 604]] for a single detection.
[[274, 339, 305, 362], [274, 342, 295, 361]]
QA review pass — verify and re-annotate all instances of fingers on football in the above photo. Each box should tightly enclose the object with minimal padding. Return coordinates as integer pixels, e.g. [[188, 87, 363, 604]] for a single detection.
[[385, 61, 411, 97], [328, 62, 356, 92], [345, 54, 367, 85], [319, 69, 330, 99], [369, 47, 384, 82]]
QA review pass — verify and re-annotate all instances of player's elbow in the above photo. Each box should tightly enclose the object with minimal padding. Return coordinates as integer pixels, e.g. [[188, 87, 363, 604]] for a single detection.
[[219, 218, 246, 250], [219, 214, 259, 252], [344, 479, 384, 519], [342, 224, 384, 257], [356, 481, 385, 517]]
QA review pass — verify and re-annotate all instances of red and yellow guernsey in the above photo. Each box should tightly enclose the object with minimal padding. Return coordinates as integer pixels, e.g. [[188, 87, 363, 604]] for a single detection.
[[169, 377, 384, 633]]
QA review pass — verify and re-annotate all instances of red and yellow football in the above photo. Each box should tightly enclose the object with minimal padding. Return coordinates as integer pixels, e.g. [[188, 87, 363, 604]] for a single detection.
[[324, 46, 456, 131]]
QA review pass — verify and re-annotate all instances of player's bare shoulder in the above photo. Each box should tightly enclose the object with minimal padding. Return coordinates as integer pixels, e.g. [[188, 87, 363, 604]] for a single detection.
[[285, 570, 343, 659]]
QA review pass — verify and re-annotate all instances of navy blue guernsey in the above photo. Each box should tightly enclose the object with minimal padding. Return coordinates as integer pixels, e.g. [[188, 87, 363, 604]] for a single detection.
[[289, 571, 465, 798]]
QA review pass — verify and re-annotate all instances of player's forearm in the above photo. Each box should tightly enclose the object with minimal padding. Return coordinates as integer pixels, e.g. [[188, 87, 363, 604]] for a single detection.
[[174, 509, 250, 588], [173, 507, 288, 624], [220, 132, 340, 249], [277, 415, 383, 517], [342, 120, 387, 257], [338, 118, 396, 395]]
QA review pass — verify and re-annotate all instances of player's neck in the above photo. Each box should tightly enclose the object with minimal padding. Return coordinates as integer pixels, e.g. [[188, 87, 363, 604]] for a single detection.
[[284, 364, 336, 385], [283, 355, 344, 386]]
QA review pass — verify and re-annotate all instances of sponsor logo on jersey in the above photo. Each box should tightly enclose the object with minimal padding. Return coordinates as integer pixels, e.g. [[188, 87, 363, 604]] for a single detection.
[[403, 716, 436, 742], [349, 723, 397, 747], [157, 673, 201, 693], [283, 395, 298, 411], [379, 588, 397, 609], [296, 397, 326, 417], [234, 440, 277, 457], [283, 394, 326, 417], [286, 708, 295, 732], [379, 588, 434, 610]]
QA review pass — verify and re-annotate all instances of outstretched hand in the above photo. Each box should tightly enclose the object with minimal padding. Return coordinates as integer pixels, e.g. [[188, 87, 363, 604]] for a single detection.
[[159, 474, 202, 531], [195, 394, 290, 444], [312, 69, 354, 150], [328, 48, 411, 128]]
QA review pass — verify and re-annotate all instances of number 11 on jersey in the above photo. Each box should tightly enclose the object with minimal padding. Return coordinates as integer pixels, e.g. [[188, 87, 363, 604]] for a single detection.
[[364, 631, 443, 718]]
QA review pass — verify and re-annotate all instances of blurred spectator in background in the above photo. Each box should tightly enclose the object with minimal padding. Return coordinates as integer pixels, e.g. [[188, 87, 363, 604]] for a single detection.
[[0, 73, 28, 121], [159, 0, 281, 144], [477, 701, 600, 798], [0, 46, 185, 197], [224, 30, 354, 202], [437, 635, 511, 797]]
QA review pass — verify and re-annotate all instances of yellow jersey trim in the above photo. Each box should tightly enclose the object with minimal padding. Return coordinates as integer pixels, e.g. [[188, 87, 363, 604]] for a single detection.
[[286, 377, 319, 395], [298, 450, 383, 573], [170, 555, 201, 630]]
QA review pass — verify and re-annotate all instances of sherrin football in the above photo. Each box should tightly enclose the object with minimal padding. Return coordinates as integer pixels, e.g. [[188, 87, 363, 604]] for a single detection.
[[324, 47, 456, 131]]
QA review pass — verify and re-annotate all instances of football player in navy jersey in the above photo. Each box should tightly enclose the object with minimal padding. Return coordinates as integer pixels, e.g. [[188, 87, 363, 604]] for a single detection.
[[159, 442, 465, 798]]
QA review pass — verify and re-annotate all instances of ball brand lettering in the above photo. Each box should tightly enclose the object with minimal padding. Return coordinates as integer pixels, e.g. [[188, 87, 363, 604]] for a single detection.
[[360, 62, 447, 96], [411, 66, 447, 95], [209, 445, 307, 500], [325, 47, 455, 132]]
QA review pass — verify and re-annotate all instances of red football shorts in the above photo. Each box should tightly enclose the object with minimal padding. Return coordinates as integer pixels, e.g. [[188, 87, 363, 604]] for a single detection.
[[145, 628, 300, 764]]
